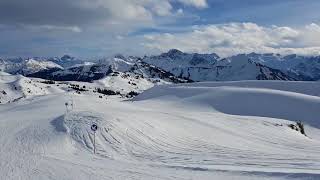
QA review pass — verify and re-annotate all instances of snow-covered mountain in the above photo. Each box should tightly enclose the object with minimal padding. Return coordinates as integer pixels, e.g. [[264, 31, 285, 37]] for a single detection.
[[27, 56, 191, 84], [144, 49, 219, 68], [0, 55, 87, 76], [221, 54, 295, 81], [0, 58, 63, 75], [244, 53, 320, 80], [48, 55, 86, 68], [3, 50, 320, 83], [143, 50, 294, 81]]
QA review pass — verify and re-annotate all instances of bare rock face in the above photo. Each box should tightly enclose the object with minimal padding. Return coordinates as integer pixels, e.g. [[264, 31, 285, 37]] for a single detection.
[[288, 122, 306, 136]]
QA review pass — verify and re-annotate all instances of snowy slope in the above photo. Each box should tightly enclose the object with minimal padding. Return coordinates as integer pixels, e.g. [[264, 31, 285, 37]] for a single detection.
[[0, 70, 161, 104], [135, 81, 320, 128], [0, 72, 64, 104], [94, 71, 155, 94], [0, 81, 320, 179]]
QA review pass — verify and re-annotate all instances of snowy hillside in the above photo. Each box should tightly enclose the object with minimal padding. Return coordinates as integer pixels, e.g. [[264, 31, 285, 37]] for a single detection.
[[0, 72, 64, 104], [0, 70, 159, 104], [94, 71, 155, 94], [1, 80, 320, 179]]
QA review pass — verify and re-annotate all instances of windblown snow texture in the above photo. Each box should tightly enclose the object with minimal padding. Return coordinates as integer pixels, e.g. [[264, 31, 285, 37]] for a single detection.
[[1, 79, 320, 180]]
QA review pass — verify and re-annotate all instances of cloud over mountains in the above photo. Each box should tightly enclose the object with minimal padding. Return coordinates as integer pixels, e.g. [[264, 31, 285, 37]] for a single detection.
[[144, 22, 320, 57], [0, 0, 320, 57]]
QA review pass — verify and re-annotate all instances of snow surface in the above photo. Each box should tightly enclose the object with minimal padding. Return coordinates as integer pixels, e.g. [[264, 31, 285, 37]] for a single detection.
[[1, 80, 320, 180]]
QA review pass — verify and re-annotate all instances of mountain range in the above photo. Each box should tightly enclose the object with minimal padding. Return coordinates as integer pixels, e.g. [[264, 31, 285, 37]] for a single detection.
[[1, 49, 319, 85]]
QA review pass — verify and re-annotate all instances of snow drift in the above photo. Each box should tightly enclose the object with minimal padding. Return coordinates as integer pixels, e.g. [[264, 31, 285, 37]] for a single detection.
[[135, 81, 320, 128]]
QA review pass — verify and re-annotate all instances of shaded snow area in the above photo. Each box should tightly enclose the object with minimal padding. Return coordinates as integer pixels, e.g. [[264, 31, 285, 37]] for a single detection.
[[1, 81, 320, 180]]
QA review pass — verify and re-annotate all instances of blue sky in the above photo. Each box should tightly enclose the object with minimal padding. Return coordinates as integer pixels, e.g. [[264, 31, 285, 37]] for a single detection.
[[0, 0, 320, 58], [199, 0, 320, 25]]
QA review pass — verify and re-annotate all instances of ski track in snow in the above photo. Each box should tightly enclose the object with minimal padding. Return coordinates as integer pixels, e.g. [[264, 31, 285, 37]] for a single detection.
[[1, 81, 320, 179]]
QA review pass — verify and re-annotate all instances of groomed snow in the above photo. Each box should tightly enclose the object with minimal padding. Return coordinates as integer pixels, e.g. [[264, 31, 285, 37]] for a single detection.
[[1, 81, 320, 180]]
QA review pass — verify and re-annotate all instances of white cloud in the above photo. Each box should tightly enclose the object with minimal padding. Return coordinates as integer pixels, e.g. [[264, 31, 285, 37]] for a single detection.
[[150, 1, 173, 16], [0, 0, 183, 33], [116, 35, 125, 40], [176, 0, 208, 8], [38, 25, 82, 33], [143, 22, 320, 57], [80, 0, 154, 27], [176, 8, 184, 15], [0, 0, 205, 37]]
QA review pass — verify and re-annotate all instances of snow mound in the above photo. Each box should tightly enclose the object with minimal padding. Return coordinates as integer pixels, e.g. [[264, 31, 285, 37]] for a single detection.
[[63, 111, 130, 159], [135, 81, 320, 128]]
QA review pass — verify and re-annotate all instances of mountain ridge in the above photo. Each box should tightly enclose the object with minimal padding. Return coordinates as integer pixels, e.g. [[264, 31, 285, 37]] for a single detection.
[[2, 50, 319, 84]]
